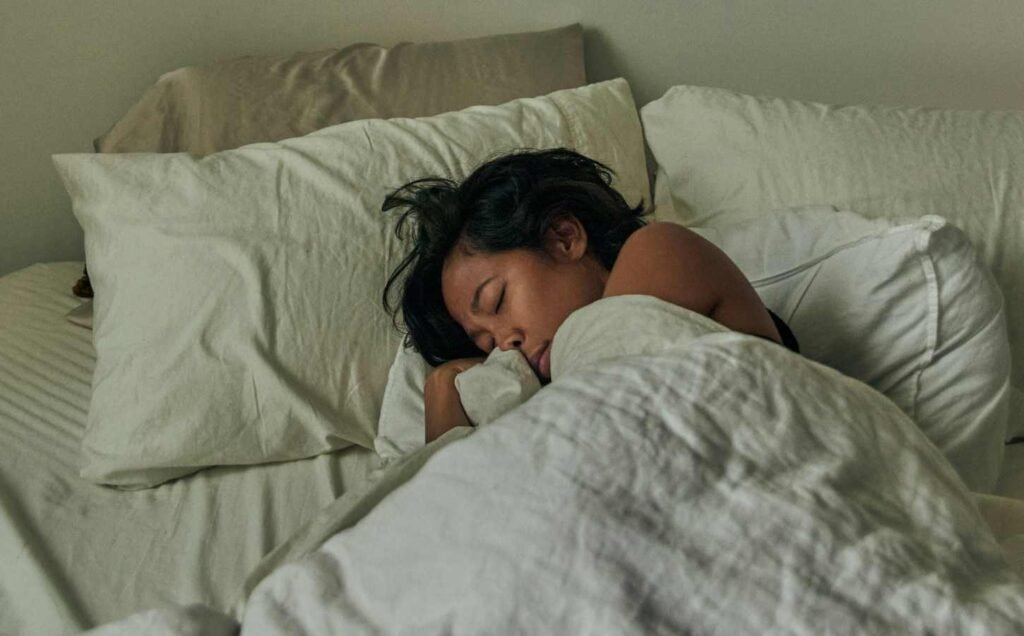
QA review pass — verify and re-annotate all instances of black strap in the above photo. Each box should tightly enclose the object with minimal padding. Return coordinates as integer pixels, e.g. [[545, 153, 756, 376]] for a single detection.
[[767, 309, 800, 354]]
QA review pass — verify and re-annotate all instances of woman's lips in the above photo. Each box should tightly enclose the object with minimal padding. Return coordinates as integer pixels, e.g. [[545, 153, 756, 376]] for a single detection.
[[537, 343, 551, 379]]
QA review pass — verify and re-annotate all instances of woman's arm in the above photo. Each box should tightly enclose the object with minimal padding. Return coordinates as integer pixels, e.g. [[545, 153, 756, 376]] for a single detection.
[[603, 222, 783, 345], [423, 358, 483, 443]]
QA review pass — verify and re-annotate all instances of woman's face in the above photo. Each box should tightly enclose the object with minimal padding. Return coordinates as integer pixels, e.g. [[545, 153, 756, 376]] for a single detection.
[[441, 219, 607, 380]]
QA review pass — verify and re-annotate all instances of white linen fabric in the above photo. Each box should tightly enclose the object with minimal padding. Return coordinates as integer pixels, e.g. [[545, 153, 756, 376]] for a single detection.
[[0, 263, 381, 635], [81, 605, 239, 636], [639, 84, 1024, 431], [375, 346, 540, 460], [230, 295, 1024, 633], [52, 78, 649, 488], [65, 298, 93, 328], [454, 347, 541, 427], [373, 344, 432, 460], [697, 207, 1011, 491], [549, 293, 730, 375], [82, 427, 478, 636]]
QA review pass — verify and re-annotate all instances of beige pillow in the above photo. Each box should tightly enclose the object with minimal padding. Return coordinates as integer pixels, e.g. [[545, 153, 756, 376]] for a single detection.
[[95, 24, 585, 155], [54, 79, 648, 489], [74, 25, 586, 307]]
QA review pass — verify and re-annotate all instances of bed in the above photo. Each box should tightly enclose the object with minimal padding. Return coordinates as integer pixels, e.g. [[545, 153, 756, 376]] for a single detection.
[[4, 261, 1024, 634], [2, 21, 1024, 635]]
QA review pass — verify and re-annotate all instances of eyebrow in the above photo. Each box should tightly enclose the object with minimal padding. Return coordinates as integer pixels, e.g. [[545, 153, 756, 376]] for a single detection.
[[470, 276, 498, 314]]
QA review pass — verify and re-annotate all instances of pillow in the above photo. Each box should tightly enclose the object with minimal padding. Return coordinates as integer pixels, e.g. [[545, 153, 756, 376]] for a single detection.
[[639, 85, 1024, 435], [374, 344, 431, 461], [695, 207, 1010, 492], [53, 78, 649, 488], [95, 24, 586, 156], [74, 24, 588, 316]]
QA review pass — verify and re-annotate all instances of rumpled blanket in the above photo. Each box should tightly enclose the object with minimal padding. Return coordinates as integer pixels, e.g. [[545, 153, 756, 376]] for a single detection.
[[86, 295, 1024, 634], [455, 347, 541, 427]]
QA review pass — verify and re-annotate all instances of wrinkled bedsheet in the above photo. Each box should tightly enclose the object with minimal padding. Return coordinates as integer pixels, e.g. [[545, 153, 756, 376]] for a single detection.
[[89, 296, 1024, 634], [0, 263, 385, 636]]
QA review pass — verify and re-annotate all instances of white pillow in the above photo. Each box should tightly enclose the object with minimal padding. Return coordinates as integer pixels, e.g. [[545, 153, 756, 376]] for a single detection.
[[53, 78, 649, 488], [374, 344, 430, 461], [696, 207, 1010, 492], [640, 85, 1024, 435]]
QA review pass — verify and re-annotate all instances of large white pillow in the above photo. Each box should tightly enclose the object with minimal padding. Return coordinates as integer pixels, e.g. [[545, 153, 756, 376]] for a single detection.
[[53, 78, 649, 488], [697, 207, 1010, 492], [640, 85, 1024, 433]]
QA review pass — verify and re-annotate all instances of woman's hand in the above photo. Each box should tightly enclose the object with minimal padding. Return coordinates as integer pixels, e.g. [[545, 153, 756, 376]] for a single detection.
[[423, 357, 484, 443]]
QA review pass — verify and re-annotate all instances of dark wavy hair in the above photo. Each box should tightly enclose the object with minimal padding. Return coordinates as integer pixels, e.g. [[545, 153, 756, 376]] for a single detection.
[[382, 148, 647, 366]]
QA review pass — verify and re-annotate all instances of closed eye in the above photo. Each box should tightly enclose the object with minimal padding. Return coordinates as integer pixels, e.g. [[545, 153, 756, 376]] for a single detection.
[[494, 286, 505, 314]]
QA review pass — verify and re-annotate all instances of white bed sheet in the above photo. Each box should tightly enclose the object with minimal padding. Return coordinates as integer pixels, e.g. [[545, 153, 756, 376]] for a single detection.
[[0, 262, 383, 635]]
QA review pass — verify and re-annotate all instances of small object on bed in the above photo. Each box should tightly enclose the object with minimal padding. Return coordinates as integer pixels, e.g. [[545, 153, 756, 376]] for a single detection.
[[72, 264, 92, 298]]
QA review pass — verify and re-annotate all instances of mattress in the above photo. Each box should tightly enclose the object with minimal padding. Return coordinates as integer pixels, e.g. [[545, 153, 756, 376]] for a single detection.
[[0, 262, 383, 634]]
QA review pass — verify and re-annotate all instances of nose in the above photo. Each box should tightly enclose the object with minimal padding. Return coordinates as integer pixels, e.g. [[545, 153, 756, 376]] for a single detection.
[[497, 331, 523, 352]]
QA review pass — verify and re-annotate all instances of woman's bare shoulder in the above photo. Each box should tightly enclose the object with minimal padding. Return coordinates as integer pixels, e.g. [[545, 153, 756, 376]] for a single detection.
[[606, 222, 784, 344], [603, 222, 723, 315]]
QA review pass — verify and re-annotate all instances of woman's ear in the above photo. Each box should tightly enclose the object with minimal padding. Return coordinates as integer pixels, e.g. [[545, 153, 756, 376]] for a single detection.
[[544, 216, 588, 262]]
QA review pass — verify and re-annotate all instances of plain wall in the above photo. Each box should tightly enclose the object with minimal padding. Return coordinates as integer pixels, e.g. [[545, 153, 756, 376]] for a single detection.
[[2, 0, 1024, 276]]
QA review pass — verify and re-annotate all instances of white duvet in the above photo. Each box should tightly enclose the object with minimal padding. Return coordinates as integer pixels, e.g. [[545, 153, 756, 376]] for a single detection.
[[89, 295, 1024, 634]]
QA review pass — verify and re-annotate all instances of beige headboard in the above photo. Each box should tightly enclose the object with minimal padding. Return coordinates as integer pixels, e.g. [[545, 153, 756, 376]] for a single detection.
[[3, 0, 1023, 276]]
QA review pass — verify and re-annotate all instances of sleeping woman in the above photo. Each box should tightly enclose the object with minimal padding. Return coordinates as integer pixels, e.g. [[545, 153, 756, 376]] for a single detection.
[[381, 148, 799, 443]]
